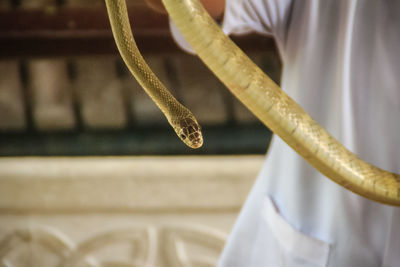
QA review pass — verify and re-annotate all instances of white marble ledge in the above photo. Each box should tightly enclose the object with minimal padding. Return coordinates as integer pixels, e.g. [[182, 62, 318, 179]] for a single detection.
[[0, 155, 264, 213]]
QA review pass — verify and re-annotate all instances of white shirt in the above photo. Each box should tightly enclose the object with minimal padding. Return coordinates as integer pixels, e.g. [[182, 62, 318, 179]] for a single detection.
[[171, 0, 400, 266]]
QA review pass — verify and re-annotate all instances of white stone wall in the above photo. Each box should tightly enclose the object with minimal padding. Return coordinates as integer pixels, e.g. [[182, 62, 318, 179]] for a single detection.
[[0, 156, 263, 267]]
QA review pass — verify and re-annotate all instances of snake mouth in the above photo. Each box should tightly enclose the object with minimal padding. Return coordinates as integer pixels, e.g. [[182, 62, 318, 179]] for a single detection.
[[190, 135, 203, 148], [184, 130, 203, 148]]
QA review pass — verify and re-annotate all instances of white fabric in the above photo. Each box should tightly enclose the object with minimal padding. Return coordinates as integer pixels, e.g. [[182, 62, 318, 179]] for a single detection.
[[170, 19, 196, 54], [171, 0, 400, 266]]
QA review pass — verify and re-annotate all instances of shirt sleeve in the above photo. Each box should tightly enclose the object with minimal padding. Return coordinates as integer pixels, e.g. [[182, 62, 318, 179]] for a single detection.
[[169, 0, 294, 53], [222, 0, 294, 41]]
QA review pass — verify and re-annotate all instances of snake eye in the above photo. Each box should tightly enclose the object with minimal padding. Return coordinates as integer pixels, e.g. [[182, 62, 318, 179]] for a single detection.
[[180, 134, 187, 140]]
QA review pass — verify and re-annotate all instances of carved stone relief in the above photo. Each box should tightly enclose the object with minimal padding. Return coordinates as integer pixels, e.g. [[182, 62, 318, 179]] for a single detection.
[[0, 224, 226, 267], [0, 156, 263, 267]]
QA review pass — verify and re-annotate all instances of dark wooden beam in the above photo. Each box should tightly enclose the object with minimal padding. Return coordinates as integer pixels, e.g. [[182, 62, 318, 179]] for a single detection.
[[0, 124, 272, 156], [0, 6, 277, 58]]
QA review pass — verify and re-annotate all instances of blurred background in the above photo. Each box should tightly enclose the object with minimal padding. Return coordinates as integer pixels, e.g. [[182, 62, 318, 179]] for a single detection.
[[0, 0, 281, 266]]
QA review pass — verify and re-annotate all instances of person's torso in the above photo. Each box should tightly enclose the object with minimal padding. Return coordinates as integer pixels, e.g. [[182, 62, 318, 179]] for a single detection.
[[262, 1, 400, 265]]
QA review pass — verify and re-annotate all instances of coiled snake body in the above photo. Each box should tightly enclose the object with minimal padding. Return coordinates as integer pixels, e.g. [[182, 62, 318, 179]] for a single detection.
[[105, 0, 400, 206]]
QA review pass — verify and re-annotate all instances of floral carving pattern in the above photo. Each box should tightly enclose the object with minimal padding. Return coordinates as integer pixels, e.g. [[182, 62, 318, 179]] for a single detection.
[[0, 225, 226, 267]]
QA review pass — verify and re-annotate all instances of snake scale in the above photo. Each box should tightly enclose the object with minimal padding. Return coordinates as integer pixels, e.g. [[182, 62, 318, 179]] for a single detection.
[[105, 0, 400, 206]]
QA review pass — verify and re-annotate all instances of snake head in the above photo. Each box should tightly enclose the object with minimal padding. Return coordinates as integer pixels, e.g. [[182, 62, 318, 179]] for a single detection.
[[172, 117, 203, 149]]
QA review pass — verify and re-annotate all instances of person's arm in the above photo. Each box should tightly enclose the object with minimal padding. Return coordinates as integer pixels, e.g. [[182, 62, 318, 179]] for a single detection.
[[145, 0, 225, 20]]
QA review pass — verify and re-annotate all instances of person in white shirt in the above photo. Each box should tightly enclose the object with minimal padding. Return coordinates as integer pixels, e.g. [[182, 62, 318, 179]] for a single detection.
[[147, 0, 400, 266]]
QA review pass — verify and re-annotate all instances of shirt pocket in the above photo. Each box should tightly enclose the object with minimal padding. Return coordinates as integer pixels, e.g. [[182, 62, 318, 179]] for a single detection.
[[261, 196, 330, 267]]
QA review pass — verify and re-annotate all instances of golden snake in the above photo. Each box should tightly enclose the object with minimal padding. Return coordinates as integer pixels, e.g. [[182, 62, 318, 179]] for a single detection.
[[105, 0, 400, 206], [105, 0, 203, 148]]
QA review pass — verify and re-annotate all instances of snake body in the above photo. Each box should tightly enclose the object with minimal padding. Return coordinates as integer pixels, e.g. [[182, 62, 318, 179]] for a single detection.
[[105, 0, 202, 148], [105, 0, 400, 206]]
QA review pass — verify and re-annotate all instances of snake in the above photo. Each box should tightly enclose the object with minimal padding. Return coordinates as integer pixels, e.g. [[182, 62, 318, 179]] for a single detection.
[[105, 0, 203, 149], [105, 0, 400, 206]]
